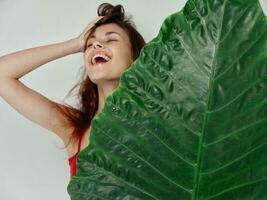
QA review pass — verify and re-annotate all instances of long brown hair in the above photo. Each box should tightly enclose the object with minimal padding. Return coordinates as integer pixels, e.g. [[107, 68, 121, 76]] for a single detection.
[[55, 3, 146, 149]]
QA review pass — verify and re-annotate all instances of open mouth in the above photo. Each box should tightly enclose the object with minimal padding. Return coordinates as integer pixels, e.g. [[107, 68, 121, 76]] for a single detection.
[[91, 54, 111, 66]]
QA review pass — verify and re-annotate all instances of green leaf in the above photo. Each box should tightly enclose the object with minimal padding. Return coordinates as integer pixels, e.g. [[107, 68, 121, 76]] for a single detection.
[[67, 0, 267, 199]]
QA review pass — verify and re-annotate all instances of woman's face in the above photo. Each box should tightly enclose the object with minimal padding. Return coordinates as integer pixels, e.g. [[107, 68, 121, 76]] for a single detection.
[[83, 23, 133, 85]]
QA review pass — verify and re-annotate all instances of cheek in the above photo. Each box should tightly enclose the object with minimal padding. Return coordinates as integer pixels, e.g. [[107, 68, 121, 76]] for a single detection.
[[83, 53, 89, 67], [113, 45, 133, 68]]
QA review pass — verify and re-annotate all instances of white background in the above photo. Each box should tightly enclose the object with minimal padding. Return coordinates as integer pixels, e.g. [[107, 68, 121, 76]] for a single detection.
[[0, 0, 266, 200]]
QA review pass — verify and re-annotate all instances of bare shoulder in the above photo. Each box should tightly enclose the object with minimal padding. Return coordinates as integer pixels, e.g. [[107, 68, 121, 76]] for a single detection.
[[66, 125, 92, 158]]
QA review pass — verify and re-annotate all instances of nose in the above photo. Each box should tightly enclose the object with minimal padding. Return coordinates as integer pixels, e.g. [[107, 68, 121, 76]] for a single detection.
[[92, 41, 104, 49]]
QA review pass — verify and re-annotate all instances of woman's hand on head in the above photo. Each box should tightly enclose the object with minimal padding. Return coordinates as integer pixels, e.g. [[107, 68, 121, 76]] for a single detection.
[[75, 16, 104, 53]]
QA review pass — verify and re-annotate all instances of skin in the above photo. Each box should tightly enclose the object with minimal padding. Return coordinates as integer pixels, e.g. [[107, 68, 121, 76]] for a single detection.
[[0, 16, 135, 163], [79, 22, 134, 150], [83, 22, 133, 115]]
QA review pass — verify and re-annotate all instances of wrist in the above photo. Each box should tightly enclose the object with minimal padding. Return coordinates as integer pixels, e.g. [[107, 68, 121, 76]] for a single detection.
[[65, 38, 83, 54]]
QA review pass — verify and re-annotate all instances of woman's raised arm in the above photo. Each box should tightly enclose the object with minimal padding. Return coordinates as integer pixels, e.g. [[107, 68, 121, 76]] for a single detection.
[[0, 16, 103, 148], [0, 38, 81, 146]]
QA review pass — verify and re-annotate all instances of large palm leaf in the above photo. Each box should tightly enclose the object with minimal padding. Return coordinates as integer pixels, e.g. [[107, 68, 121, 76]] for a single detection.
[[67, 0, 267, 199]]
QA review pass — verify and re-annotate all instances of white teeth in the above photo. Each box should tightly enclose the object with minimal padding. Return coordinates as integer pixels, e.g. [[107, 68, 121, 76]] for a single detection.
[[92, 53, 111, 65]]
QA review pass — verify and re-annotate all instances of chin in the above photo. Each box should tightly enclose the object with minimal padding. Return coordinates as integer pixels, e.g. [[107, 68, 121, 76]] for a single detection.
[[92, 76, 121, 85]]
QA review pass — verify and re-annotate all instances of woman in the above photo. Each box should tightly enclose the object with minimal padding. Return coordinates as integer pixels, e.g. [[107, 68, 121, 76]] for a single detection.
[[0, 3, 145, 178]]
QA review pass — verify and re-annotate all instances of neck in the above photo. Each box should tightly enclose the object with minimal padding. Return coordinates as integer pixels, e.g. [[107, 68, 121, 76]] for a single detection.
[[96, 79, 120, 115]]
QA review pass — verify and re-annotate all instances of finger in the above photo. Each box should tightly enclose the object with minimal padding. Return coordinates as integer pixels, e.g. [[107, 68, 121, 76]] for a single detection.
[[83, 28, 93, 39], [85, 16, 104, 33], [83, 16, 105, 39]]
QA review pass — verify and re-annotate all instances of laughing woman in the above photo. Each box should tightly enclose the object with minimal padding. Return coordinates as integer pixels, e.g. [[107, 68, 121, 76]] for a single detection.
[[0, 3, 145, 179]]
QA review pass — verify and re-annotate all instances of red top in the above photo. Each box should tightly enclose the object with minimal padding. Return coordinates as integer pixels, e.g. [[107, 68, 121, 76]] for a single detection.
[[68, 135, 82, 178]]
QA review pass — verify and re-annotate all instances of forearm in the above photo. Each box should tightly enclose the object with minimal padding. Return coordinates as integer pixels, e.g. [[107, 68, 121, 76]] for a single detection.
[[0, 38, 82, 79]]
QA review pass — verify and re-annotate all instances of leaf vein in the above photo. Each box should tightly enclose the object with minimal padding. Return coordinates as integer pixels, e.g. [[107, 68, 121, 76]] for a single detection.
[[204, 117, 267, 147], [205, 177, 267, 200], [213, 28, 267, 81], [95, 123, 192, 193], [202, 141, 267, 175], [209, 74, 267, 113], [219, 5, 251, 44], [194, 0, 229, 198], [76, 158, 160, 200], [190, 1, 214, 43], [173, 31, 210, 77], [146, 49, 207, 107]]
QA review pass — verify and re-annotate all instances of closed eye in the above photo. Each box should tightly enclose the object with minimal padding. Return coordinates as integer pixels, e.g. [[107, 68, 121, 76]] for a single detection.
[[86, 42, 93, 48], [86, 39, 118, 49], [107, 39, 117, 43]]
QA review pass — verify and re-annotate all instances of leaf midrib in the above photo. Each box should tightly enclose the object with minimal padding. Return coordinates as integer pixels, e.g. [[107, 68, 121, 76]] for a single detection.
[[192, 0, 229, 199]]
